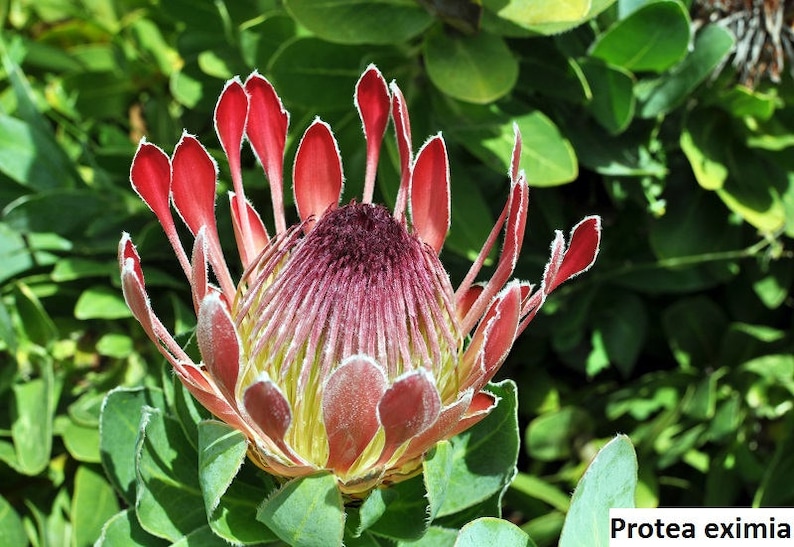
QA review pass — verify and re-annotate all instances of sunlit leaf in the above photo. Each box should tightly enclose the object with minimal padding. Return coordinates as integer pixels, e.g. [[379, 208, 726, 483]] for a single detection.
[[257, 473, 345, 547], [424, 27, 518, 104], [559, 435, 637, 547], [285, 0, 432, 44], [590, 0, 690, 72], [71, 465, 120, 546]]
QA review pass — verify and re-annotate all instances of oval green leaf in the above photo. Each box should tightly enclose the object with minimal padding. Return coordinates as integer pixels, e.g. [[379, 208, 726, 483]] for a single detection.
[[257, 473, 345, 547], [455, 517, 535, 547], [135, 407, 207, 540], [3, 189, 107, 237], [558, 435, 638, 547], [285, 0, 432, 44], [96, 509, 169, 547], [269, 38, 389, 110], [435, 380, 519, 518], [590, 0, 690, 72], [448, 107, 577, 186], [482, 0, 615, 36], [11, 363, 54, 476], [0, 494, 26, 547], [74, 286, 132, 320], [680, 110, 731, 191], [13, 281, 57, 347], [424, 28, 518, 104], [484, 0, 590, 25], [63, 420, 101, 463], [197, 421, 247, 515], [0, 113, 77, 191], [636, 23, 734, 118], [526, 407, 593, 461], [99, 387, 166, 505], [71, 465, 121, 547]]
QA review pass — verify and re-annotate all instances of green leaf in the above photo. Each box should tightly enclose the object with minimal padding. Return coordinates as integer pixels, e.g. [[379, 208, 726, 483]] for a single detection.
[[209, 475, 278, 544], [269, 38, 392, 111], [99, 387, 166, 505], [71, 465, 120, 547], [580, 59, 635, 135], [240, 14, 297, 69], [130, 17, 180, 76], [455, 517, 535, 546], [585, 330, 611, 377], [558, 435, 638, 547], [424, 27, 518, 104], [3, 189, 107, 237], [350, 488, 396, 537], [0, 223, 37, 285], [197, 49, 239, 80], [752, 258, 791, 309], [590, 0, 690, 72], [648, 188, 741, 260], [74, 286, 132, 320], [397, 526, 457, 546], [484, 0, 590, 25], [683, 374, 718, 421], [171, 526, 225, 547], [62, 419, 100, 463], [636, 24, 734, 117], [159, 0, 224, 31], [96, 333, 134, 358], [662, 296, 727, 370], [599, 292, 647, 376], [170, 63, 214, 110], [483, 0, 615, 35], [285, 0, 432, 44], [718, 145, 787, 234], [170, 525, 228, 546], [720, 86, 779, 121], [135, 406, 207, 541], [509, 472, 571, 513], [0, 494, 26, 547], [10, 362, 54, 475], [526, 407, 593, 461], [12, 282, 57, 347], [366, 475, 429, 540], [68, 390, 104, 426], [680, 109, 731, 190], [96, 509, 169, 547], [522, 512, 565, 547], [257, 473, 345, 547], [51, 258, 114, 282], [448, 107, 578, 187], [435, 488, 502, 529], [754, 414, 794, 507], [0, 300, 16, 356], [196, 420, 276, 544], [563, 115, 666, 177], [436, 380, 519, 517], [423, 440, 454, 520], [517, 39, 591, 103], [0, 113, 77, 191]]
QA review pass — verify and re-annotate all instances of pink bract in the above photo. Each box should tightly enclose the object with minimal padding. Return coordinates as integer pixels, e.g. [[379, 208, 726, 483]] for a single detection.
[[119, 65, 601, 495]]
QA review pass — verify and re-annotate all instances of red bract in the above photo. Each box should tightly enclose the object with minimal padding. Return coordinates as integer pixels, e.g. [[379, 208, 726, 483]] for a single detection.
[[120, 64, 602, 495]]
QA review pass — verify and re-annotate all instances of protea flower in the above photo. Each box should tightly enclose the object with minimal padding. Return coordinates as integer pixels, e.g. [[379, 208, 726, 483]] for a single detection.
[[119, 65, 601, 496]]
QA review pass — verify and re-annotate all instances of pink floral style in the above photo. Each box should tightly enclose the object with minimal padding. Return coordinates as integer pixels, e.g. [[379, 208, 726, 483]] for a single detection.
[[119, 65, 601, 495]]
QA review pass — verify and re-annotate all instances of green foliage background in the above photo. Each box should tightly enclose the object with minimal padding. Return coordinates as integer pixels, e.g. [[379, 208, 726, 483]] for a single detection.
[[0, 0, 792, 545]]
